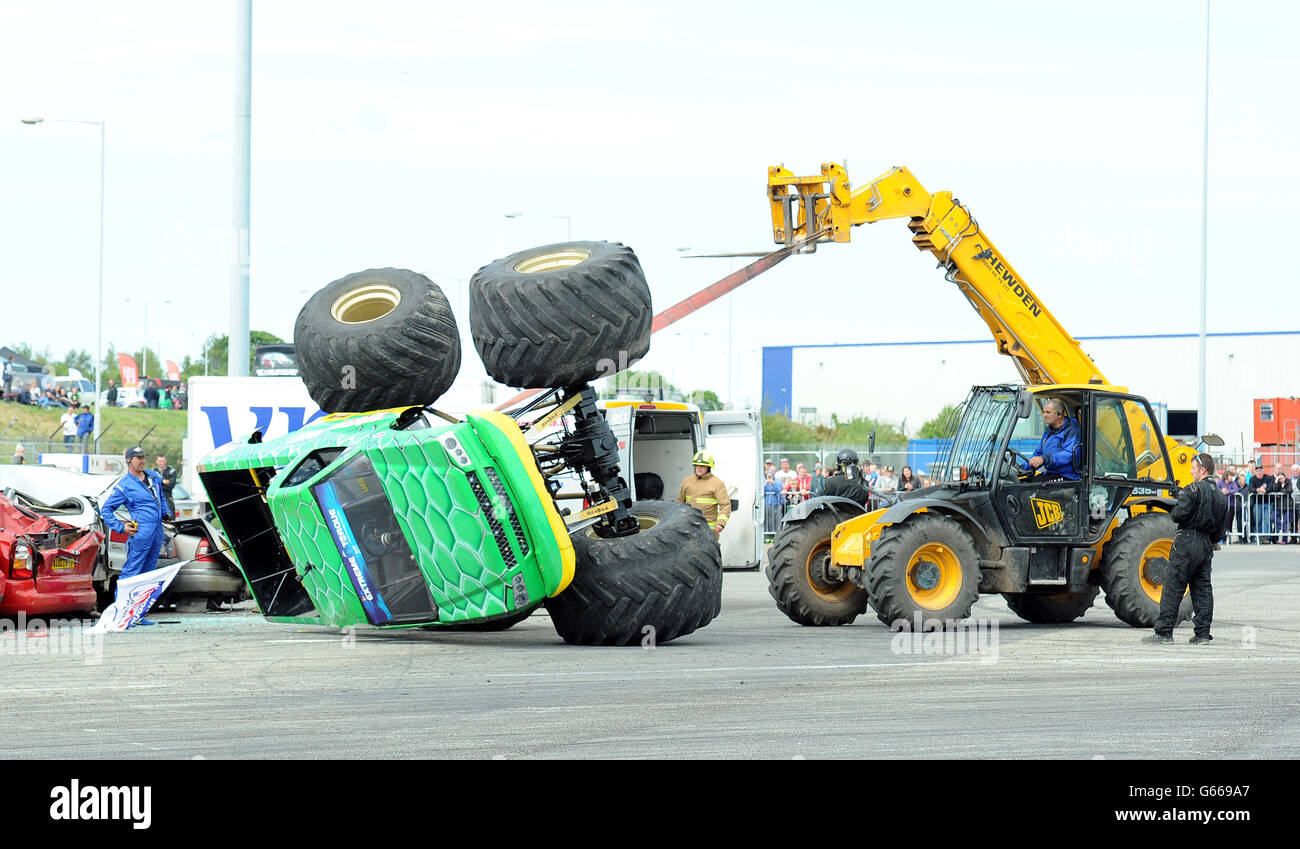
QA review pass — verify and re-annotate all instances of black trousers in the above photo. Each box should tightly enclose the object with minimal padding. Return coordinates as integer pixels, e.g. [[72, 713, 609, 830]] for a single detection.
[[1155, 530, 1214, 637]]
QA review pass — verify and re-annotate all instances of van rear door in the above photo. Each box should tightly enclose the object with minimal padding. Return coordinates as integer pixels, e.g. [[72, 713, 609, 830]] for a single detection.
[[703, 410, 762, 570]]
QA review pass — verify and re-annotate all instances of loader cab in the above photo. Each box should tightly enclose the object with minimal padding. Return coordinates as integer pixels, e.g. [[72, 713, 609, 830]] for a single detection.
[[986, 385, 1177, 547]]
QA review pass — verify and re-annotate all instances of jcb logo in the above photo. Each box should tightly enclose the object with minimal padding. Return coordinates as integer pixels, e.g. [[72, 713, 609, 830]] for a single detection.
[[1030, 497, 1064, 529]]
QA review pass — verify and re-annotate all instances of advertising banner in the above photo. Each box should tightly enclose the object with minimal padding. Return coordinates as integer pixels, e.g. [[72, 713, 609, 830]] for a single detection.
[[117, 353, 139, 388]]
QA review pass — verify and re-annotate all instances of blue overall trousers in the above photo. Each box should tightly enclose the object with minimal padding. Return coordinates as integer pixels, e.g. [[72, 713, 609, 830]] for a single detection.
[[99, 470, 168, 579]]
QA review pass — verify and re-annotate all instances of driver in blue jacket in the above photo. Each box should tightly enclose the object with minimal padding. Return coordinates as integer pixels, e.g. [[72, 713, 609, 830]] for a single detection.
[[1025, 398, 1081, 481], [100, 447, 172, 622]]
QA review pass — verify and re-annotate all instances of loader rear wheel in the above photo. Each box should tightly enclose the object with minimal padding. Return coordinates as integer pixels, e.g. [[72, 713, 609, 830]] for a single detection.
[[469, 241, 652, 388], [867, 513, 980, 629], [294, 268, 461, 413], [1099, 511, 1191, 628], [546, 501, 721, 646], [766, 509, 867, 626], [1003, 587, 1100, 623]]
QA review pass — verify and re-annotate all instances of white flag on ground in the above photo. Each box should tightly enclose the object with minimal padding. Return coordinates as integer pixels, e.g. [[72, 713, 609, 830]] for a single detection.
[[88, 561, 187, 633]]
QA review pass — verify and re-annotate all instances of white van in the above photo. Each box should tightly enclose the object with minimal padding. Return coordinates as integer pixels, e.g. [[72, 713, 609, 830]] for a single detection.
[[600, 400, 763, 570], [53, 375, 94, 396]]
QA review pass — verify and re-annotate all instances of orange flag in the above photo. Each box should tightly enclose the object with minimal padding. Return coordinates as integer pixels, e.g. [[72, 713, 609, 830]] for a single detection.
[[117, 354, 139, 388]]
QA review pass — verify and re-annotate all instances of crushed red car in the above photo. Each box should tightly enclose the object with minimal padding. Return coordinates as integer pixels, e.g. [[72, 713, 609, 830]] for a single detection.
[[0, 494, 103, 616]]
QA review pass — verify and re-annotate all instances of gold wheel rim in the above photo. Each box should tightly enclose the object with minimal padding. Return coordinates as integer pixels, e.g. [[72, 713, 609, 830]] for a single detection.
[[805, 539, 856, 603], [514, 249, 590, 274], [1138, 538, 1185, 603], [331, 283, 401, 324], [907, 543, 962, 610], [582, 513, 660, 540]]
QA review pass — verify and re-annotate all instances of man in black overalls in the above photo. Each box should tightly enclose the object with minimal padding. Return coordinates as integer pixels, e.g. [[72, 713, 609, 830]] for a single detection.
[[1144, 453, 1227, 645]]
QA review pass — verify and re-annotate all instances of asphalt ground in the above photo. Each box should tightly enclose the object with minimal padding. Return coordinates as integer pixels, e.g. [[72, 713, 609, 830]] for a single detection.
[[2, 545, 1298, 761]]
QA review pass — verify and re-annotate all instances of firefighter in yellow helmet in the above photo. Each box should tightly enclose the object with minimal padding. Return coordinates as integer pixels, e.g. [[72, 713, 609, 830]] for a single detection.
[[678, 449, 731, 538]]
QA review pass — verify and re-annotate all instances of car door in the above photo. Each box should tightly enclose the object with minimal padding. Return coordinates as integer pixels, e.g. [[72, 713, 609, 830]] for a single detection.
[[703, 410, 763, 569], [994, 395, 1087, 546], [1090, 392, 1177, 515]]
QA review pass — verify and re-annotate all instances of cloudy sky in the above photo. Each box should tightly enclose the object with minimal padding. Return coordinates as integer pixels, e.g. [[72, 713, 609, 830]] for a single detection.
[[2, 0, 1296, 407]]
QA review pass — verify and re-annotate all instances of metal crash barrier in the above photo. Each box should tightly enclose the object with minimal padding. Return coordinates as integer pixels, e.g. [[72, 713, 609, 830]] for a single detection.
[[1223, 492, 1299, 545], [762, 486, 902, 540], [764, 489, 813, 538]]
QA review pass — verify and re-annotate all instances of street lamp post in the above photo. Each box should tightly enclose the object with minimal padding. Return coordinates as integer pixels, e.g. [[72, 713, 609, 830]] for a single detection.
[[677, 248, 739, 407], [504, 212, 572, 242], [126, 298, 172, 382], [21, 116, 106, 448], [1197, 0, 1211, 438]]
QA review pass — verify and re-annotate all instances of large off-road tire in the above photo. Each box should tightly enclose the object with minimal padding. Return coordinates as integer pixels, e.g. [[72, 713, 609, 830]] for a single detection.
[[866, 513, 981, 629], [546, 500, 721, 646], [421, 604, 539, 632], [468, 241, 652, 388], [1002, 586, 1100, 623], [294, 268, 461, 413], [766, 509, 868, 626], [1099, 511, 1191, 628]]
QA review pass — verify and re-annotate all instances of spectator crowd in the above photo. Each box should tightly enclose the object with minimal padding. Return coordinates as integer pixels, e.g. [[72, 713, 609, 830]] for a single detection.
[[1215, 459, 1299, 544], [763, 454, 924, 538]]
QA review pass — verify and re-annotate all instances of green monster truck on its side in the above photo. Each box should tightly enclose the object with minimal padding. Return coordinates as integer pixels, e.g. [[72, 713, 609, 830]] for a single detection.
[[199, 241, 722, 645]]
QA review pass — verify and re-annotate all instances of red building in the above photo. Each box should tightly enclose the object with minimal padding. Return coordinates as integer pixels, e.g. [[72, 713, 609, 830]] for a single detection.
[[1254, 398, 1300, 467]]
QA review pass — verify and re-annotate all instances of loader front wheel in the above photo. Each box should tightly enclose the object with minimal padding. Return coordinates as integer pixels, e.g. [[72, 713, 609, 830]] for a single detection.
[[867, 513, 980, 629], [766, 509, 868, 626], [1099, 511, 1190, 628]]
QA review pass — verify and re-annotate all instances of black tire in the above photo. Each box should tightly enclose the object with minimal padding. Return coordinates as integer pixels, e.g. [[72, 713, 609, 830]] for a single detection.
[[294, 268, 461, 413], [1099, 511, 1191, 628], [95, 578, 116, 613], [866, 513, 981, 629], [1002, 587, 1100, 623], [420, 604, 539, 632], [766, 509, 868, 626], [546, 500, 721, 646], [469, 241, 652, 388]]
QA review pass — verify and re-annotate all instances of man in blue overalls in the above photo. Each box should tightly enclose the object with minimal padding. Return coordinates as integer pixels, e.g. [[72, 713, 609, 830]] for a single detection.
[[1024, 398, 1081, 481], [100, 445, 172, 626]]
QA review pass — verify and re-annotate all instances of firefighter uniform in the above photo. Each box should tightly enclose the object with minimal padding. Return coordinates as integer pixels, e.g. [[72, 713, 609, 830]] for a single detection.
[[678, 469, 731, 534]]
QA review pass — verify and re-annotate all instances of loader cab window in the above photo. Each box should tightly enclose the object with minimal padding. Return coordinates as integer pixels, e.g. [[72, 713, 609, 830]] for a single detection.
[[1008, 399, 1045, 460], [1092, 395, 1174, 485], [1089, 394, 1175, 538]]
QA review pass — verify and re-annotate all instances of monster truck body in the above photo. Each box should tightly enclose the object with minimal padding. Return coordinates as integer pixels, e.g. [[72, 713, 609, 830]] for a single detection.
[[200, 407, 573, 629]]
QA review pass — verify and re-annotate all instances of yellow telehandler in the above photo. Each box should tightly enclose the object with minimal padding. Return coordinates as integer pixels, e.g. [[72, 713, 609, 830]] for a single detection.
[[764, 162, 1211, 630]]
